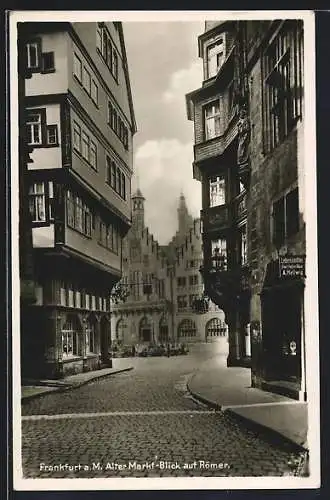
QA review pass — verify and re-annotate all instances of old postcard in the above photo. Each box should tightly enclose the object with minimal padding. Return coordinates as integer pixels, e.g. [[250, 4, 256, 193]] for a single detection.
[[9, 9, 320, 490]]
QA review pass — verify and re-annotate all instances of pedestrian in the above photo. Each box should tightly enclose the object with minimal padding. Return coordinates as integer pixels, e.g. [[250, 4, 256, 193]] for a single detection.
[[132, 344, 136, 357], [166, 343, 170, 357]]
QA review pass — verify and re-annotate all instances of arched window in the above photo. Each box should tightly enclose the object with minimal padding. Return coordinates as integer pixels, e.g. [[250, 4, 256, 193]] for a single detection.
[[206, 318, 227, 337], [178, 319, 197, 338], [116, 318, 127, 344], [62, 315, 82, 357]]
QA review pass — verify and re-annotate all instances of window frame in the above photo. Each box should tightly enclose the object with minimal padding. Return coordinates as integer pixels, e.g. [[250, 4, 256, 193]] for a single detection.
[[82, 66, 92, 95], [204, 100, 222, 141], [207, 35, 226, 78], [41, 51, 55, 74], [26, 39, 41, 71], [46, 124, 59, 146], [209, 175, 226, 208], [73, 52, 83, 82], [262, 22, 303, 154], [272, 187, 300, 246]]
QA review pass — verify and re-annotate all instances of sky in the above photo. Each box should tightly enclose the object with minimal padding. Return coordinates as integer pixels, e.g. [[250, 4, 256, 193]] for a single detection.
[[123, 22, 204, 245]]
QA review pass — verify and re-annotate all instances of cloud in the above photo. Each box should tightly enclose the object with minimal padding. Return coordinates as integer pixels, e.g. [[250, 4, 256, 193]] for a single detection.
[[162, 60, 203, 104], [134, 138, 201, 245]]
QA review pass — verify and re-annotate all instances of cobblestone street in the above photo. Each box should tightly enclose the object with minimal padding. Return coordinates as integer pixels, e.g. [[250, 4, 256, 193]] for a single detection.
[[21, 345, 304, 478]]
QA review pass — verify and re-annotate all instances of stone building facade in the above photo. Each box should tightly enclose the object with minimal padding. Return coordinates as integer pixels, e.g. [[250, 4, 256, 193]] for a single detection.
[[111, 189, 228, 350], [20, 21, 136, 378], [186, 20, 306, 399]]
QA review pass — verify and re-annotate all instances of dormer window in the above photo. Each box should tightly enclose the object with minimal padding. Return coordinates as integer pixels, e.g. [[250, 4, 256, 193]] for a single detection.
[[207, 35, 226, 78]]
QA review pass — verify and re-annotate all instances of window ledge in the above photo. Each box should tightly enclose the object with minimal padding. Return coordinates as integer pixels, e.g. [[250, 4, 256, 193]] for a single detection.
[[72, 148, 98, 172], [67, 223, 92, 240], [62, 356, 82, 363], [41, 68, 56, 74]]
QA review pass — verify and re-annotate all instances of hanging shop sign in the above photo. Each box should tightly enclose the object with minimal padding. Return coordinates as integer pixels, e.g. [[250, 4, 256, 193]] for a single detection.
[[279, 255, 305, 279]]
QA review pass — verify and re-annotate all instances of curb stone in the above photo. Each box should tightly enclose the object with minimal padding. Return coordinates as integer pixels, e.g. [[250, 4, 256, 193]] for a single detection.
[[21, 366, 134, 403], [186, 373, 308, 453]]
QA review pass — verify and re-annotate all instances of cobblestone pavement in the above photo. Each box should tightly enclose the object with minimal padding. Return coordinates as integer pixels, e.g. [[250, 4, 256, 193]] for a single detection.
[[21, 346, 306, 478]]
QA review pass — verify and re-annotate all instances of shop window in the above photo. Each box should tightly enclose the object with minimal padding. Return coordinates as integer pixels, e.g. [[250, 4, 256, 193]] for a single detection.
[[62, 318, 81, 357], [209, 175, 226, 207]]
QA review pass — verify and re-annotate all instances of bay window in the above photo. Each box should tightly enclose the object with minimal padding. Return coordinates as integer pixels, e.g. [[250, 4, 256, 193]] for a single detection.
[[29, 182, 46, 222], [204, 100, 221, 140], [209, 175, 226, 207], [211, 238, 227, 271]]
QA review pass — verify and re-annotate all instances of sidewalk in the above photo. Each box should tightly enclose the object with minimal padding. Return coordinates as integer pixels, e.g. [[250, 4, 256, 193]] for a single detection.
[[187, 354, 308, 450], [21, 358, 134, 402]]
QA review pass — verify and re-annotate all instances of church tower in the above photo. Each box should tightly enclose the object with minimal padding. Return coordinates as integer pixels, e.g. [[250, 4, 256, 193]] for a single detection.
[[131, 188, 145, 234], [177, 191, 193, 236]]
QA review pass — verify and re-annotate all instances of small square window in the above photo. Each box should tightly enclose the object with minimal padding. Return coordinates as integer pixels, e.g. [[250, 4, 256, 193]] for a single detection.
[[47, 125, 58, 145], [41, 52, 55, 72]]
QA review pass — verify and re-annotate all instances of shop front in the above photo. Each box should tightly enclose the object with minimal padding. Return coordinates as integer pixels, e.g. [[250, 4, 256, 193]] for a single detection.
[[259, 257, 306, 400]]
